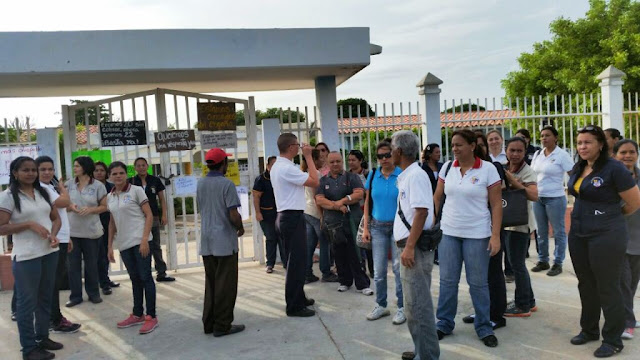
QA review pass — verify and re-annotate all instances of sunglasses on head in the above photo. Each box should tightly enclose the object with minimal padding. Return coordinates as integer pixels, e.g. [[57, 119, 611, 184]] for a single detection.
[[578, 125, 597, 133], [377, 152, 392, 160]]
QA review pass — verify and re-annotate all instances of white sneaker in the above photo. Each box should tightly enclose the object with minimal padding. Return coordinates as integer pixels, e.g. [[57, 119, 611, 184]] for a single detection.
[[337, 285, 350, 292], [622, 328, 634, 340], [636, 321, 640, 328], [393, 307, 407, 325], [367, 306, 390, 320], [357, 288, 374, 296]]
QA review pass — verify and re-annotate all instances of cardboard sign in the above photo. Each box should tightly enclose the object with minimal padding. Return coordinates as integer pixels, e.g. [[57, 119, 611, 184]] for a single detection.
[[201, 132, 237, 150], [197, 102, 236, 131], [154, 130, 196, 152], [0, 145, 40, 184], [100, 121, 147, 146]]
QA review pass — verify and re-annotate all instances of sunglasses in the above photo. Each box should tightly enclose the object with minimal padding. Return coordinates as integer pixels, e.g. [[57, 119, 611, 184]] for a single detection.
[[578, 125, 597, 133], [377, 152, 392, 160]]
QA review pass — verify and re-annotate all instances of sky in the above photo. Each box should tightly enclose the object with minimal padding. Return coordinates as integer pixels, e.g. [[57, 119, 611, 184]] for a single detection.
[[0, 0, 592, 128]]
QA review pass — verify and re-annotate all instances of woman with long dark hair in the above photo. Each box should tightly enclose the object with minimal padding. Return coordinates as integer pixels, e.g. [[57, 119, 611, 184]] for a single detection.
[[567, 125, 640, 357], [0, 156, 63, 360], [315, 142, 330, 176], [93, 161, 119, 295], [107, 161, 158, 334], [421, 143, 443, 191], [65, 156, 108, 307]]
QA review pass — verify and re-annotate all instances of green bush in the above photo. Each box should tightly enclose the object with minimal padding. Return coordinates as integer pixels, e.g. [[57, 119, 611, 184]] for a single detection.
[[173, 197, 195, 215]]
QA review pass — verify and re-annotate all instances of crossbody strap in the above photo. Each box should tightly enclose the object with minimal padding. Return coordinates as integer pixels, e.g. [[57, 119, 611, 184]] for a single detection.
[[368, 168, 377, 216]]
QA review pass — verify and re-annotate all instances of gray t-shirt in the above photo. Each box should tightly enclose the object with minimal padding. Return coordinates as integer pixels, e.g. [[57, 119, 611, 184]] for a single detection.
[[66, 178, 107, 239], [625, 167, 640, 255], [316, 171, 364, 225], [197, 172, 241, 257]]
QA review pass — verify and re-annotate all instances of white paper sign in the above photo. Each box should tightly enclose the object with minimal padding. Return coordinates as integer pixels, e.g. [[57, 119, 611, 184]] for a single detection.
[[0, 145, 40, 185], [173, 176, 198, 196], [236, 186, 249, 219], [201, 132, 237, 149]]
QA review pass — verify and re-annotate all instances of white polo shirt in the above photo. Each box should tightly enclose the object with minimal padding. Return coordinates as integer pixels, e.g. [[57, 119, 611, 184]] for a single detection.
[[0, 189, 58, 262], [270, 156, 309, 211], [41, 183, 70, 244], [439, 157, 502, 239], [530, 146, 574, 197], [490, 150, 508, 165], [393, 162, 434, 241], [107, 184, 152, 251]]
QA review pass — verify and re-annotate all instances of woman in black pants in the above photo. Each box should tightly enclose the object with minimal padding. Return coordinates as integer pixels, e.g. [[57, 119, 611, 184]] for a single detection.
[[94, 161, 119, 294], [567, 125, 640, 358]]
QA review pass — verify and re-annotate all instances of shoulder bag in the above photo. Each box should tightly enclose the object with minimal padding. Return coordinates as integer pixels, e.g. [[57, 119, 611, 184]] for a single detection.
[[356, 168, 377, 249], [501, 168, 529, 227]]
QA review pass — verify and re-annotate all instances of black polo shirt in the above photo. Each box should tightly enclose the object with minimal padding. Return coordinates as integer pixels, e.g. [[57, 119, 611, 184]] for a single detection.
[[129, 174, 165, 217], [253, 171, 277, 219], [316, 171, 364, 225]]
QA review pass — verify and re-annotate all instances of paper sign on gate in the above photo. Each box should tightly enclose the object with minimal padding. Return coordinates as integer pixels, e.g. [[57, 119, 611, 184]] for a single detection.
[[174, 176, 198, 196], [236, 186, 249, 219], [201, 132, 237, 150], [0, 145, 40, 185]]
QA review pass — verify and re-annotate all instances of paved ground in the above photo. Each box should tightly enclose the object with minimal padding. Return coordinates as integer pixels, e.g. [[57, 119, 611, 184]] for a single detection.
[[1, 253, 639, 360]]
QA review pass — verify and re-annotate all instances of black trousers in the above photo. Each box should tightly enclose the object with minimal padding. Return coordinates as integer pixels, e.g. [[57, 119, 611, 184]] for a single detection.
[[502, 233, 513, 276], [98, 232, 112, 289], [569, 230, 627, 348], [261, 216, 285, 268], [621, 254, 640, 329], [333, 227, 370, 290], [488, 231, 507, 324], [360, 248, 374, 277], [150, 223, 168, 277], [276, 211, 308, 314], [202, 253, 238, 333], [51, 243, 69, 325]]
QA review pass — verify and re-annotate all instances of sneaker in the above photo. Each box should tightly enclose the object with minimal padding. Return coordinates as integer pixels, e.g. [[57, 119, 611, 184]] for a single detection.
[[337, 285, 350, 292], [401, 351, 415, 360], [51, 320, 81, 334], [108, 281, 120, 288], [38, 338, 63, 351], [265, 266, 273, 274], [156, 275, 175, 282], [366, 305, 390, 321], [305, 274, 319, 284], [547, 264, 563, 276], [622, 328, 634, 339], [493, 318, 507, 330], [357, 288, 374, 296], [393, 308, 407, 325], [570, 332, 599, 345], [593, 343, 621, 358], [139, 315, 158, 334], [117, 314, 145, 328], [504, 304, 531, 317], [321, 273, 339, 282], [531, 262, 550, 272], [102, 287, 112, 295], [24, 348, 55, 360], [462, 314, 475, 324], [505, 274, 515, 283], [213, 324, 245, 337], [482, 334, 498, 347]]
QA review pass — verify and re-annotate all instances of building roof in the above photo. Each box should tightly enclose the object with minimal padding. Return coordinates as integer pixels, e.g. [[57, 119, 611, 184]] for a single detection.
[[18, 125, 99, 144]]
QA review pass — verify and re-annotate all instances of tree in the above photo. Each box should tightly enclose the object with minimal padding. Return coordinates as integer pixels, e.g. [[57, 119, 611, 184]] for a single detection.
[[0, 116, 36, 143], [337, 98, 376, 117], [443, 103, 486, 113], [502, 0, 640, 100], [71, 99, 111, 126], [234, 108, 306, 126]]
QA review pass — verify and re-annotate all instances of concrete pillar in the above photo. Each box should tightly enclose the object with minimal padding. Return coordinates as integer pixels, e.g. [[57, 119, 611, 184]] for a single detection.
[[417, 73, 444, 147], [245, 96, 265, 265], [61, 105, 76, 178], [315, 76, 340, 151], [597, 65, 625, 135], [261, 118, 281, 158]]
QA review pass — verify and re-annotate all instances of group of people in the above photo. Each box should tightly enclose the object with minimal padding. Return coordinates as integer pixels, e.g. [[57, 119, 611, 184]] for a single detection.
[[3, 156, 175, 360], [4, 123, 640, 360]]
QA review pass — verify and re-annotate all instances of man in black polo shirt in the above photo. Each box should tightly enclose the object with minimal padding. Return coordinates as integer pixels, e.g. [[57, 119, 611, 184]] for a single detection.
[[315, 151, 372, 295], [129, 157, 175, 282], [253, 156, 286, 273]]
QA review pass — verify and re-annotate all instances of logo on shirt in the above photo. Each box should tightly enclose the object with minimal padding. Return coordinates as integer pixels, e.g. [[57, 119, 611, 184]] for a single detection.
[[325, 185, 330, 190], [591, 177, 604, 188], [85, 188, 96, 195], [594, 209, 605, 215], [550, 158, 556, 163], [470, 176, 479, 185], [502, 199, 508, 208], [123, 194, 134, 204], [400, 190, 406, 199]]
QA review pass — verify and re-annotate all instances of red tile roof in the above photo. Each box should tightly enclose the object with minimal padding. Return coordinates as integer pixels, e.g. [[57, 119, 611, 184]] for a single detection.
[[19, 125, 99, 144]]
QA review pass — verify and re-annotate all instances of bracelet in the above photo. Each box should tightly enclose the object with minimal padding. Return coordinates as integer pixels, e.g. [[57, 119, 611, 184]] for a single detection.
[[347, 195, 352, 201]]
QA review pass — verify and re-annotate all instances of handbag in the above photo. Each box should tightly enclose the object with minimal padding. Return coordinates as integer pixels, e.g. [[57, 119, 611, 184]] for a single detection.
[[356, 168, 377, 250], [501, 176, 529, 227]]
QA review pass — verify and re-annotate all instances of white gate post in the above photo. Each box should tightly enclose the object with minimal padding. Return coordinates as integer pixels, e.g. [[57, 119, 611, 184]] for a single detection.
[[315, 76, 340, 151], [417, 73, 444, 147], [154, 89, 178, 270], [61, 105, 76, 178], [597, 65, 626, 135], [245, 96, 265, 264]]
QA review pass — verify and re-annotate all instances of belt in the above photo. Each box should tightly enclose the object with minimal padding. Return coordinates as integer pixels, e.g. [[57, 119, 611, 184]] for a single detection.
[[279, 210, 304, 213], [260, 207, 275, 210]]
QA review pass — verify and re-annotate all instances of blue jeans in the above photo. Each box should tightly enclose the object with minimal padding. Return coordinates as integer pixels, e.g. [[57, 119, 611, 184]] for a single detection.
[[532, 196, 567, 265], [504, 231, 535, 311], [437, 234, 493, 339], [399, 244, 439, 359], [370, 219, 402, 308], [120, 245, 156, 318], [304, 214, 330, 277], [13, 251, 59, 355], [69, 237, 101, 302]]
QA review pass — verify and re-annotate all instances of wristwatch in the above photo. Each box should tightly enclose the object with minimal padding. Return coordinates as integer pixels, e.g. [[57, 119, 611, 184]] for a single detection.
[[346, 195, 352, 201]]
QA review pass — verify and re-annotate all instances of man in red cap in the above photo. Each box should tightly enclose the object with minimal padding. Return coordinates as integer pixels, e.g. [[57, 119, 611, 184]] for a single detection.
[[197, 148, 245, 337]]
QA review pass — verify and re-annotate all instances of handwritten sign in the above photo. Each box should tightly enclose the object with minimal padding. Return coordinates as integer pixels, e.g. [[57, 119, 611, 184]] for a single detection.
[[173, 176, 198, 196], [0, 145, 40, 185], [100, 121, 147, 147], [200, 159, 240, 186], [236, 186, 249, 219], [154, 130, 196, 152], [197, 102, 236, 131], [201, 132, 237, 150]]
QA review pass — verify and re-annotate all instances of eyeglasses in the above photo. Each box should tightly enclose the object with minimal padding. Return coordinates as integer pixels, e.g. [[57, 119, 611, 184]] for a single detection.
[[377, 152, 392, 160]]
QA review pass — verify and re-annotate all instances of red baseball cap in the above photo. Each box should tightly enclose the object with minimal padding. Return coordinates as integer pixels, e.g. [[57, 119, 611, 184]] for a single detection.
[[205, 148, 232, 164]]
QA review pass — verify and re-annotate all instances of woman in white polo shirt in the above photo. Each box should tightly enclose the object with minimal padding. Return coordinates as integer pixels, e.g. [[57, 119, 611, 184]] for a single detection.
[[487, 130, 507, 165], [0, 156, 63, 360], [530, 125, 574, 276], [434, 129, 502, 348], [106, 161, 157, 334]]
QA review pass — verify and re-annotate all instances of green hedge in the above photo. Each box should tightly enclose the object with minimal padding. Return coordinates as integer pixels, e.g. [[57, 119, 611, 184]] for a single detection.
[[173, 197, 195, 215]]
